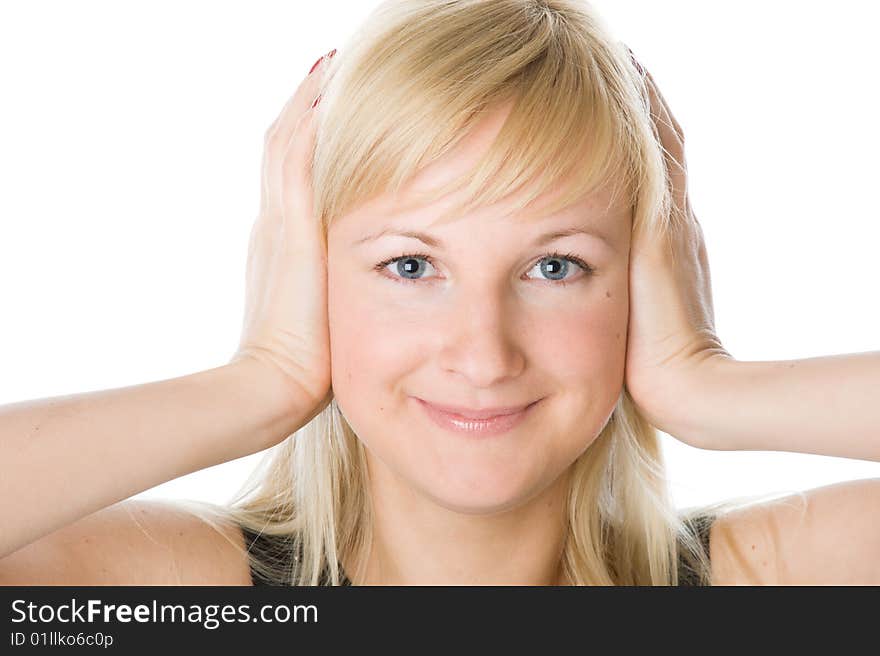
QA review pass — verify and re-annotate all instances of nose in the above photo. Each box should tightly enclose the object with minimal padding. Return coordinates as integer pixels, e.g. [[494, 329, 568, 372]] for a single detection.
[[436, 285, 526, 388]]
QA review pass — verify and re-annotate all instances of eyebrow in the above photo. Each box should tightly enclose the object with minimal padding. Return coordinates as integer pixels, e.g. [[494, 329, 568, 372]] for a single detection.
[[353, 225, 613, 250]]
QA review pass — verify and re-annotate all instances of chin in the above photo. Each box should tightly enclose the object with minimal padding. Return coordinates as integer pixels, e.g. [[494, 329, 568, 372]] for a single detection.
[[417, 469, 552, 517], [426, 492, 532, 517]]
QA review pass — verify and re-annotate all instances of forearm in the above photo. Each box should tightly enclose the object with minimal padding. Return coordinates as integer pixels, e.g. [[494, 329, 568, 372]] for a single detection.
[[0, 358, 302, 557], [670, 351, 880, 460]]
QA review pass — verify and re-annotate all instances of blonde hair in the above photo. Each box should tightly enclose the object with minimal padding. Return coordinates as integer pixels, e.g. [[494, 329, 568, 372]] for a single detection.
[[194, 0, 784, 585]]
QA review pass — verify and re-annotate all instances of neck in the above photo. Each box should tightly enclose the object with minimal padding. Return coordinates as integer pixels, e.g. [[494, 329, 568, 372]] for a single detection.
[[346, 454, 571, 586]]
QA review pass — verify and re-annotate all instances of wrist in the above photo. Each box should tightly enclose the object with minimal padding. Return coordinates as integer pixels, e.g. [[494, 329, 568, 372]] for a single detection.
[[673, 352, 743, 451], [220, 357, 315, 455], [643, 352, 741, 451]]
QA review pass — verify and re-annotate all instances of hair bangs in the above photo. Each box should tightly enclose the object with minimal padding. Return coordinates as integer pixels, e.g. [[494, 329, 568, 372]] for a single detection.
[[414, 49, 641, 228], [313, 0, 643, 234]]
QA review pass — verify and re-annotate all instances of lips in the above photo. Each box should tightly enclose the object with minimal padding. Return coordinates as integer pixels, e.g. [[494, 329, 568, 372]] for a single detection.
[[415, 398, 536, 420], [415, 397, 541, 437]]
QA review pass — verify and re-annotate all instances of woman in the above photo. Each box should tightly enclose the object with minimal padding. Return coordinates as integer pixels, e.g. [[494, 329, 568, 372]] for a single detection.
[[1, 0, 877, 586]]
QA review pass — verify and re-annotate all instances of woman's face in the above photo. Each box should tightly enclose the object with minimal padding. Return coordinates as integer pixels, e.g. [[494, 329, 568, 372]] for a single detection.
[[327, 105, 632, 514]]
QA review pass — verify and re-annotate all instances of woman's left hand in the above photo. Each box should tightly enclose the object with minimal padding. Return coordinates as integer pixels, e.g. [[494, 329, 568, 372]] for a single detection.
[[623, 52, 733, 444]]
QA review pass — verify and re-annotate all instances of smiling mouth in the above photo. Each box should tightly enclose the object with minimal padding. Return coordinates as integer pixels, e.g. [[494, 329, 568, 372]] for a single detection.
[[414, 398, 538, 420], [414, 397, 541, 437]]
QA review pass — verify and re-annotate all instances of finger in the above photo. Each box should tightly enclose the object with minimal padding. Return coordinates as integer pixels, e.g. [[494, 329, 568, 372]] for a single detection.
[[624, 46, 682, 141], [637, 69, 684, 165], [280, 105, 324, 256], [625, 49, 688, 215], [637, 68, 692, 219], [242, 212, 275, 329], [641, 68, 683, 142], [267, 49, 335, 146], [644, 78, 684, 168], [263, 50, 336, 214]]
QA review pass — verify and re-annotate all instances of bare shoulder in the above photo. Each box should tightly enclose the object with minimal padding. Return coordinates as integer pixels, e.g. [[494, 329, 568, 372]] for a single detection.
[[0, 499, 253, 585], [708, 478, 880, 585]]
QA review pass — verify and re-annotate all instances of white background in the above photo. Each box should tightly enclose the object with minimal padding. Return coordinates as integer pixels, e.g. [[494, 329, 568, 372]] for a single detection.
[[1, 0, 877, 511]]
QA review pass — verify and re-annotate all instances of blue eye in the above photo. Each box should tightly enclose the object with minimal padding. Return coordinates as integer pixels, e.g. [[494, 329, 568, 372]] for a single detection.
[[373, 251, 595, 286], [375, 252, 439, 282], [526, 253, 594, 285]]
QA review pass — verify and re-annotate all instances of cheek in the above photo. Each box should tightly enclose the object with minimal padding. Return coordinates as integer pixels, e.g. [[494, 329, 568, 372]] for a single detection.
[[328, 272, 419, 431], [542, 291, 627, 379], [536, 288, 629, 449]]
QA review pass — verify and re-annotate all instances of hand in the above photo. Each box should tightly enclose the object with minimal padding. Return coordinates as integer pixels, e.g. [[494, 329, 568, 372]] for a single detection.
[[231, 50, 336, 418], [623, 51, 732, 440]]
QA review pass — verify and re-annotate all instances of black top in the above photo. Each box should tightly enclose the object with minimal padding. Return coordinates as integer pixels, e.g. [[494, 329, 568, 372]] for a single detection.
[[241, 512, 714, 586]]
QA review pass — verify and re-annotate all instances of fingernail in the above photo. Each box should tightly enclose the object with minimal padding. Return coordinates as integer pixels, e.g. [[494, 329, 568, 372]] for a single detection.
[[308, 55, 324, 76], [311, 93, 322, 109], [626, 45, 645, 75]]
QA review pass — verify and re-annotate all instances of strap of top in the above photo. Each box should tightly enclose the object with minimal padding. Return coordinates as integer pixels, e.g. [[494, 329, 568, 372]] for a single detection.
[[240, 526, 350, 586], [242, 514, 714, 586], [677, 512, 714, 586]]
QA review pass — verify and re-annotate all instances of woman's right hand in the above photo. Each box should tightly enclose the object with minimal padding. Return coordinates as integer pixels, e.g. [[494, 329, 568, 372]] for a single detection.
[[231, 49, 336, 420]]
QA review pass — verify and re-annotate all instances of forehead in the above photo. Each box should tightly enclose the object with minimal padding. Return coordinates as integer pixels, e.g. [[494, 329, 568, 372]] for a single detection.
[[329, 101, 631, 245]]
